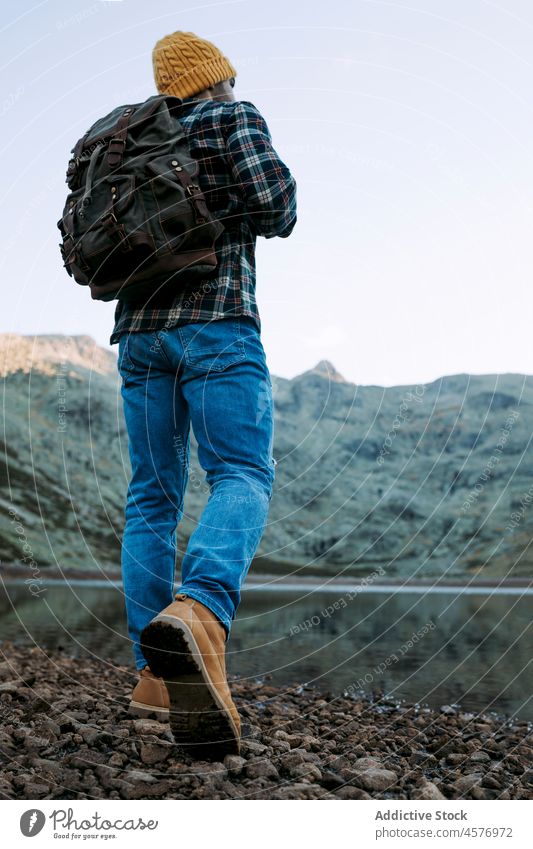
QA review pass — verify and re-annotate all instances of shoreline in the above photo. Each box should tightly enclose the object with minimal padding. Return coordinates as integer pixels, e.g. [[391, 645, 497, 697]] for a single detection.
[[0, 642, 531, 801], [1, 564, 532, 590]]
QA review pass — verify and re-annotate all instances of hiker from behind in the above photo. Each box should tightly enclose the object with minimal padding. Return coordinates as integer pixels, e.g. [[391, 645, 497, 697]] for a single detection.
[[112, 31, 297, 757]]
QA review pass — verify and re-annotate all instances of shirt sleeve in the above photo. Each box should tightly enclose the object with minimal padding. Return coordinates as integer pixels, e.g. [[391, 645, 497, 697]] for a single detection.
[[224, 101, 297, 239]]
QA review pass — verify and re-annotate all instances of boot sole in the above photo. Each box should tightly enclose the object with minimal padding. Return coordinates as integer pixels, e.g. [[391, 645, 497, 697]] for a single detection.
[[128, 700, 169, 721], [140, 615, 240, 759]]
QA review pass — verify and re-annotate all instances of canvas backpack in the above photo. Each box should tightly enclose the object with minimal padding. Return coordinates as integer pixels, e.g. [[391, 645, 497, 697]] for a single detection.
[[57, 94, 225, 303]]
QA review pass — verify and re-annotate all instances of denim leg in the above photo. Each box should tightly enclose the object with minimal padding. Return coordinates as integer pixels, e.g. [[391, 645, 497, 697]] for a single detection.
[[118, 333, 190, 669], [163, 317, 275, 635]]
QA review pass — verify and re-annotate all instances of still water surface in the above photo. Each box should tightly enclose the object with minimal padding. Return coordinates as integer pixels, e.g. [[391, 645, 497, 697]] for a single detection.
[[0, 580, 531, 721]]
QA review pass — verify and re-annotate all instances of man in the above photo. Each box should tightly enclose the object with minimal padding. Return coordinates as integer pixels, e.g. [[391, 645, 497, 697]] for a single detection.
[[112, 30, 297, 758]]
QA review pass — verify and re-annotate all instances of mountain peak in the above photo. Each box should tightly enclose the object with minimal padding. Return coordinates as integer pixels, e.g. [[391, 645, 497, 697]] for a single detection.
[[300, 360, 348, 383], [0, 333, 117, 378]]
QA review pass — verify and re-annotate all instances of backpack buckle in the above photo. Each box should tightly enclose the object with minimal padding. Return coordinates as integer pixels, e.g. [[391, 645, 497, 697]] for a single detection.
[[108, 137, 126, 152], [101, 212, 132, 251], [107, 137, 126, 168]]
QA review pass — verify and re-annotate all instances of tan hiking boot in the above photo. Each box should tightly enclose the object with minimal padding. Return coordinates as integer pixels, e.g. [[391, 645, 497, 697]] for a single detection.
[[129, 666, 169, 721], [140, 593, 240, 758]]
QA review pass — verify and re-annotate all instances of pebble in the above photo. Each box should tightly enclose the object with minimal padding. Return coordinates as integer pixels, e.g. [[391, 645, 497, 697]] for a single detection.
[[411, 780, 446, 800], [335, 786, 372, 800], [240, 740, 267, 757], [289, 763, 322, 783], [224, 755, 246, 776], [133, 718, 168, 736], [279, 749, 307, 770], [140, 741, 172, 765], [469, 751, 491, 763], [125, 770, 158, 784], [352, 756, 383, 771], [452, 773, 484, 794], [244, 758, 279, 780], [0, 682, 20, 694], [354, 767, 399, 792]]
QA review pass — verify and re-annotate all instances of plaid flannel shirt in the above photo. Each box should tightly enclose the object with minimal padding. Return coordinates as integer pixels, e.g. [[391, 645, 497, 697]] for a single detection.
[[109, 97, 297, 345]]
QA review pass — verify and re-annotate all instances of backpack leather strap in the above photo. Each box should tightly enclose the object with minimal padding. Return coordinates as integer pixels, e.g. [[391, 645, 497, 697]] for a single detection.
[[107, 107, 135, 169]]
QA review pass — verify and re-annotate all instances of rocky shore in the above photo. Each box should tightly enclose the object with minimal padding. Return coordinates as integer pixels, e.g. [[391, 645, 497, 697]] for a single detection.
[[0, 643, 531, 801]]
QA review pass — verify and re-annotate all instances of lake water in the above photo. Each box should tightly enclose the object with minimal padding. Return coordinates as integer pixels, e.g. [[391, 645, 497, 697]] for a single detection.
[[0, 580, 531, 722]]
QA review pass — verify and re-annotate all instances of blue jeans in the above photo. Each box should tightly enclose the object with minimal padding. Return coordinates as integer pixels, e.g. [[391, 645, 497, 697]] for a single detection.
[[117, 316, 275, 669]]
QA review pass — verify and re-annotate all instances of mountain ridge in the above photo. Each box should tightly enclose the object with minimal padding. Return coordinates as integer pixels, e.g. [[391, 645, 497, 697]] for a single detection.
[[1, 333, 532, 581]]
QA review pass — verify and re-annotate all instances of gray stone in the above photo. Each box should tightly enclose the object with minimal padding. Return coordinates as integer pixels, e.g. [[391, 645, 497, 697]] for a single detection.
[[133, 718, 168, 736], [22, 782, 49, 797], [80, 726, 101, 745], [289, 763, 322, 783], [140, 741, 172, 765], [452, 773, 484, 794], [411, 780, 446, 800], [447, 753, 468, 764], [240, 740, 268, 757], [244, 758, 279, 780], [352, 756, 383, 771], [125, 770, 158, 784], [335, 786, 372, 800], [355, 768, 399, 792], [224, 755, 246, 776], [0, 682, 20, 695], [279, 749, 307, 771], [469, 751, 491, 763]]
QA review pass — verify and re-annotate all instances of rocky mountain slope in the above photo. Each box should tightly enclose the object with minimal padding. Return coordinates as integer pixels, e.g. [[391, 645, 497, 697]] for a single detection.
[[1, 333, 532, 580]]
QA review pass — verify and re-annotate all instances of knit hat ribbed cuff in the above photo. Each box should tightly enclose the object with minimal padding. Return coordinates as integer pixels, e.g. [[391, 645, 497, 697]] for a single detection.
[[158, 56, 236, 98], [152, 30, 237, 99]]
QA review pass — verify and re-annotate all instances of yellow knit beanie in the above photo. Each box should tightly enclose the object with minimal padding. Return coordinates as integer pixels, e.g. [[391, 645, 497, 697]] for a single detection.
[[152, 30, 237, 99]]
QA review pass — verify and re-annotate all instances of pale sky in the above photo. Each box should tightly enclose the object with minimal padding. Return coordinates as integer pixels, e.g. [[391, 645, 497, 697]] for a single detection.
[[2, 0, 533, 385]]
